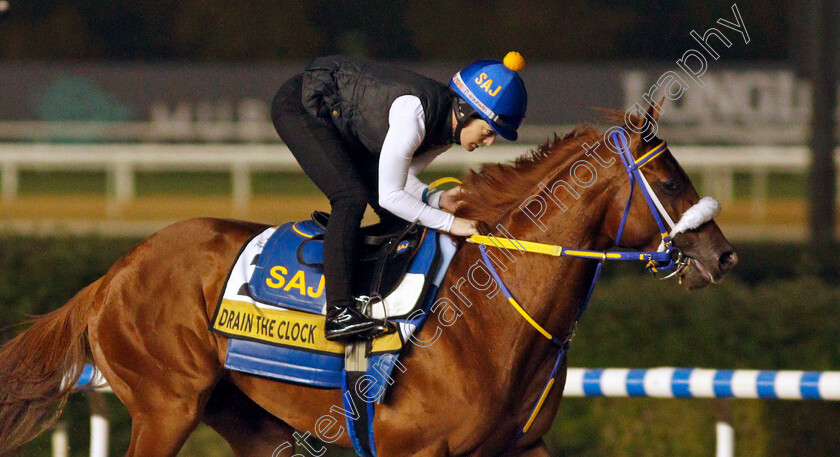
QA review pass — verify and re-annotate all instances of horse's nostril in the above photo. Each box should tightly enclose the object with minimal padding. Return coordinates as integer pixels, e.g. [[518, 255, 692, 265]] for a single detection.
[[719, 251, 738, 270]]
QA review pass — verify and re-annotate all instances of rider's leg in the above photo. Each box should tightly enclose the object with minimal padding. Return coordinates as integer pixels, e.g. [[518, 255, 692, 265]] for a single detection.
[[354, 152, 410, 234], [271, 75, 376, 340]]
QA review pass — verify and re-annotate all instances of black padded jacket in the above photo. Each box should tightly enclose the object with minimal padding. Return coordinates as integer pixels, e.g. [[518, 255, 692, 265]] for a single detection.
[[301, 55, 455, 156]]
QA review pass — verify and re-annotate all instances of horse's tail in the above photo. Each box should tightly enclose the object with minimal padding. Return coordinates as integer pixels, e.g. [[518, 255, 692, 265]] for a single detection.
[[0, 278, 101, 457]]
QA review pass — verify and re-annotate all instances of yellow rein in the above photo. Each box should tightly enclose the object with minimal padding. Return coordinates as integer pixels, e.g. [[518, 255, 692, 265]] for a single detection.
[[427, 178, 629, 260], [467, 235, 628, 260]]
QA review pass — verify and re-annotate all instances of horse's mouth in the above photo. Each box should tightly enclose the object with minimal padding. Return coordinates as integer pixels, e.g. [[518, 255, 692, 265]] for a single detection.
[[677, 256, 717, 289]]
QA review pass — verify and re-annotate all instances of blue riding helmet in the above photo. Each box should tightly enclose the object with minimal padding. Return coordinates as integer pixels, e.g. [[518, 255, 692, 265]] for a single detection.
[[450, 51, 528, 141]]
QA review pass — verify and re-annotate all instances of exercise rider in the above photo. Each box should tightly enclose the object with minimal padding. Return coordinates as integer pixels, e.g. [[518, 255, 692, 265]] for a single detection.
[[271, 52, 528, 341]]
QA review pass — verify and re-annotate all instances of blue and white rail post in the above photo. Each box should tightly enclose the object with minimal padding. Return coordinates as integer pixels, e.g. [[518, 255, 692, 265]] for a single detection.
[[54, 365, 111, 457], [564, 368, 840, 457]]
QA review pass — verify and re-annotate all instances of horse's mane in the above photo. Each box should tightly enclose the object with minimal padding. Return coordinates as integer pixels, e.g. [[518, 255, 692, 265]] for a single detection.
[[457, 107, 652, 226], [457, 124, 605, 225]]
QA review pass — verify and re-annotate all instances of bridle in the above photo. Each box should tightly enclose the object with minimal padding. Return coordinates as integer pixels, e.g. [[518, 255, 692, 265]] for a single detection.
[[612, 129, 688, 276], [458, 128, 720, 440], [468, 129, 697, 274]]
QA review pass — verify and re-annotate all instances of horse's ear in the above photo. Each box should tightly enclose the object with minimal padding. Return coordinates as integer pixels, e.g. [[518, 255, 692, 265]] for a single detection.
[[634, 109, 648, 132], [639, 97, 665, 129], [648, 97, 665, 123], [633, 97, 666, 146]]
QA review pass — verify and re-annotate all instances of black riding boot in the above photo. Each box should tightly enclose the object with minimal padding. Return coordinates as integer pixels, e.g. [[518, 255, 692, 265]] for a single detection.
[[324, 304, 377, 341]]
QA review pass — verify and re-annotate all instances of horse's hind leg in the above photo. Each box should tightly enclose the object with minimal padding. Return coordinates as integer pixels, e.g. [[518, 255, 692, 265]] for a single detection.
[[91, 302, 222, 456], [112, 370, 219, 457], [122, 412, 201, 457], [87, 248, 227, 456], [202, 379, 295, 457]]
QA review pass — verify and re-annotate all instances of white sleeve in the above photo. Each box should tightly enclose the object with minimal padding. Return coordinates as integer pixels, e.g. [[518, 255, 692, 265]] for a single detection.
[[406, 150, 445, 208], [378, 95, 455, 232]]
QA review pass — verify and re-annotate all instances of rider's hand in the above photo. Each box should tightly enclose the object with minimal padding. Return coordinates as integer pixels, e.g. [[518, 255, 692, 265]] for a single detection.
[[439, 185, 463, 213], [448, 217, 479, 237]]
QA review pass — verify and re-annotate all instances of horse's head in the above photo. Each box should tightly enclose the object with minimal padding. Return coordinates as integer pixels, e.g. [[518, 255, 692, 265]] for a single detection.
[[457, 104, 737, 289], [602, 104, 737, 289]]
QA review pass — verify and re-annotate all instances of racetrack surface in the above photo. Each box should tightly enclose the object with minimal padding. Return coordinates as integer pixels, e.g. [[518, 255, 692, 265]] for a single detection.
[[0, 195, 374, 236], [0, 195, 818, 240]]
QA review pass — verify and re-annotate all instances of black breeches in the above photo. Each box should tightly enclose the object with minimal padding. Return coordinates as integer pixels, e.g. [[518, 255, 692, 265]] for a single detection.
[[271, 74, 385, 309]]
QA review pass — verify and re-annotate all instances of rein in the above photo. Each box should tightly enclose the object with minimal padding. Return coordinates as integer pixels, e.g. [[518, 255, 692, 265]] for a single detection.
[[450, 129, 718, 440]]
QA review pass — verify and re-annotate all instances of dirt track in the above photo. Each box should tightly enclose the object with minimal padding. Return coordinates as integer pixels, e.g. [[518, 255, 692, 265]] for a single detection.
[[0, 195, 378, 236], [0, 195, 818, 240], [0, 195, 330, 223]]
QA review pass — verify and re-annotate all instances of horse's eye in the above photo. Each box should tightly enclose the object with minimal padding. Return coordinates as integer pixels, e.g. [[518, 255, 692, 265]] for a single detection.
[[660, 180, 681, 194]]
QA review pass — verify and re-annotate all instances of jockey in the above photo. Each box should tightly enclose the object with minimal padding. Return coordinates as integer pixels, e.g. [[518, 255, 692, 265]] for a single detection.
[[271, 52, 528, 341]]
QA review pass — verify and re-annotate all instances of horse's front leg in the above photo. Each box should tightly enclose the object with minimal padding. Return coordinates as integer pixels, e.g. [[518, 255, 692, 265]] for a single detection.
[[510, 439, 551, 457]]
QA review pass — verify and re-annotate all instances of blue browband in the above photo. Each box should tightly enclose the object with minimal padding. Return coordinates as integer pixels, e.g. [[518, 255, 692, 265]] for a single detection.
[[470, 128, 683, 441]]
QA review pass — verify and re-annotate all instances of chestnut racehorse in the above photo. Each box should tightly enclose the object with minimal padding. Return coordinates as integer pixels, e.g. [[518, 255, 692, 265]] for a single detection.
[[0, 109, 737, 457]]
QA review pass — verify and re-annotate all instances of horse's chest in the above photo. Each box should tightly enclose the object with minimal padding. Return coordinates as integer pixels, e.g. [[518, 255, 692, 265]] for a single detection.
[[479, 371, 567, 447], [445, 385, 562, 454]]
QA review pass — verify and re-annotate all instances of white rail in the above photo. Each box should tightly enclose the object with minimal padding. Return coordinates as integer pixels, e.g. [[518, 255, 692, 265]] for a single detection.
[[1, 144, 836, 212]]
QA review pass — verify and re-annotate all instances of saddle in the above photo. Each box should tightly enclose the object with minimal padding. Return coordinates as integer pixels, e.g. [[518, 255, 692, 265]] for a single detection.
[[247, 211, 427, 314], [211, 213, 450, 381]]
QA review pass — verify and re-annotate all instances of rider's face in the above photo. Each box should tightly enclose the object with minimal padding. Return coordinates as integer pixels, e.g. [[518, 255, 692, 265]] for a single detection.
[[459, 119, 497, 151]]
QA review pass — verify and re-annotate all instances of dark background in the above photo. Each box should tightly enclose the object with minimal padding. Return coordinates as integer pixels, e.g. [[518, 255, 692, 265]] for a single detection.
[[0, 1, 795, 63]]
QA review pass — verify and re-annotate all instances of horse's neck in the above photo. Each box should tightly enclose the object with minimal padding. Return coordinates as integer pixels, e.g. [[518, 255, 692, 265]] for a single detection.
[[463, 161, 619, 383]]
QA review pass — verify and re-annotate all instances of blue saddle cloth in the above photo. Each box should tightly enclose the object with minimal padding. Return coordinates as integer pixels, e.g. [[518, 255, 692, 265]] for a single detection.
[[213, 220, 457, 393], [248, 220, 330, 314]]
